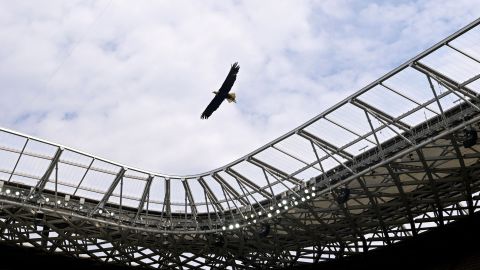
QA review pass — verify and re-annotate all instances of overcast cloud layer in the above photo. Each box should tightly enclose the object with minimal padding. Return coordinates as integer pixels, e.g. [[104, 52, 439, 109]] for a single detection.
[[0, 1, 479, 175]]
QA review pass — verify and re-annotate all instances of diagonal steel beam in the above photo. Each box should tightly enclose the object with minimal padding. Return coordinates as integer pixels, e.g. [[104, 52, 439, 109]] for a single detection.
[[182, 179, 198, 217], [385, 165, 417, 236], [249, 157, 303, 186], [161, 179, 172, 222], [212, 173, 249, 206], [416, 149, 444, 226], [298, 130, 353, 160], [351, 99, 411, 131], [450, 137, 475, 216], [198, 177, 225, 213], [135, 175, 154, 221], [226, 168, 273, 200], [29, 147, 63, 197], [412, 62, 480, 104], [93, 167, 126, 212], [357, 176, 391, 245]]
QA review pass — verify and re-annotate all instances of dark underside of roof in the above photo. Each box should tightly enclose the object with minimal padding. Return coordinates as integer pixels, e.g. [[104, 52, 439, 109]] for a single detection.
[[293, 210, 480, 270], [0, 212, 479, 270]]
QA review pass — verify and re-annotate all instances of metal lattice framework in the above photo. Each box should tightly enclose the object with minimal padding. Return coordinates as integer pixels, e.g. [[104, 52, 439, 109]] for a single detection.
[[1, 18, 480, 269]]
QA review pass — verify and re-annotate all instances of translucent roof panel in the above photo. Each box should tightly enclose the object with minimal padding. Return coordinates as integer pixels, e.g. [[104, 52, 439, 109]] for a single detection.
[[148, 176, 166, 203], [170, 179, 186, 209], [383, 67, 438, 105], [274, 134, 318, 167], [23, 139, 58, 158], [450, 25, 480, 61], [187, 178, 207, 204], [12, 154, 50, 185], [400, 106, 439, 127], [356, 85, 418, 119], [49, 161, 88, 187], [325, 103, 374, 136], [304, 118, 360, 149], [254, 148, 307, 176], [420, 46, 480, 84], [0, 131, 27, 151], [108, 173, 147, 208], [230, 161, 270, 188], [467, 79, 480, 92], [0, 150, 20, 179]]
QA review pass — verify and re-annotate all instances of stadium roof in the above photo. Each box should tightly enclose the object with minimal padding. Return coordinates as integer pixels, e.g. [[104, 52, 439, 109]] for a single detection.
[[0, 17, 479, 269]]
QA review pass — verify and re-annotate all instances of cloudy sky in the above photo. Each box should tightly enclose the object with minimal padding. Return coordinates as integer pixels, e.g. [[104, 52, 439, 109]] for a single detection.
[[0, 0, 479, 175]]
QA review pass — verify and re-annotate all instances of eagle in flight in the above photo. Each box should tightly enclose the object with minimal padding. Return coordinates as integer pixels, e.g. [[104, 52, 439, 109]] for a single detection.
[[201, 62, 239, 119]]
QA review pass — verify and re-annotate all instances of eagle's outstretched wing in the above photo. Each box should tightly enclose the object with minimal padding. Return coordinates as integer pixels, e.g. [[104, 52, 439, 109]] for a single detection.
[[201, 62, 240, 119], [218, 62, 239, 95], [201, 94, 225, 119]]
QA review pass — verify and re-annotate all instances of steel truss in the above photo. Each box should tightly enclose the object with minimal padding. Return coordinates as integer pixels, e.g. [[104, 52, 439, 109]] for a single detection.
[[1, 18, 480, 269]]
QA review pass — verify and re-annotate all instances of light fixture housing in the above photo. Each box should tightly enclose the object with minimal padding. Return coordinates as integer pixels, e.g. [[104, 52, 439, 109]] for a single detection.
[[257, 223, 270, 238], [463, 127, 478, 148], [336, 187, 351, 204]]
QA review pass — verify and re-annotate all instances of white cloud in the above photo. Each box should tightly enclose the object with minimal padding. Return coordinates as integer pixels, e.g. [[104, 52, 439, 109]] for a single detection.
[[0, 0, 479, 175]]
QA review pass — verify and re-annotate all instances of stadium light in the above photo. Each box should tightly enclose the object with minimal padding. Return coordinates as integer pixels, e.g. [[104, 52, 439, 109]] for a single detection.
[[336, 187, 350, 204], [257, 223, 270, 238], [463, 127, 478, 148]]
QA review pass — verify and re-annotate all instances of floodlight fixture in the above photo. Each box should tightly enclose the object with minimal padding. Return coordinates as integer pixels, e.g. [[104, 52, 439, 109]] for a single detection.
[[257, 223, 270, 238], [336, 187, 350, 204], [463, 127, 478, 148], [213, 234, 225, 247]]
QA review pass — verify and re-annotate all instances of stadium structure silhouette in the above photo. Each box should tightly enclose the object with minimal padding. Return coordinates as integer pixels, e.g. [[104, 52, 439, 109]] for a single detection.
[[1, 18, 480, 270]]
